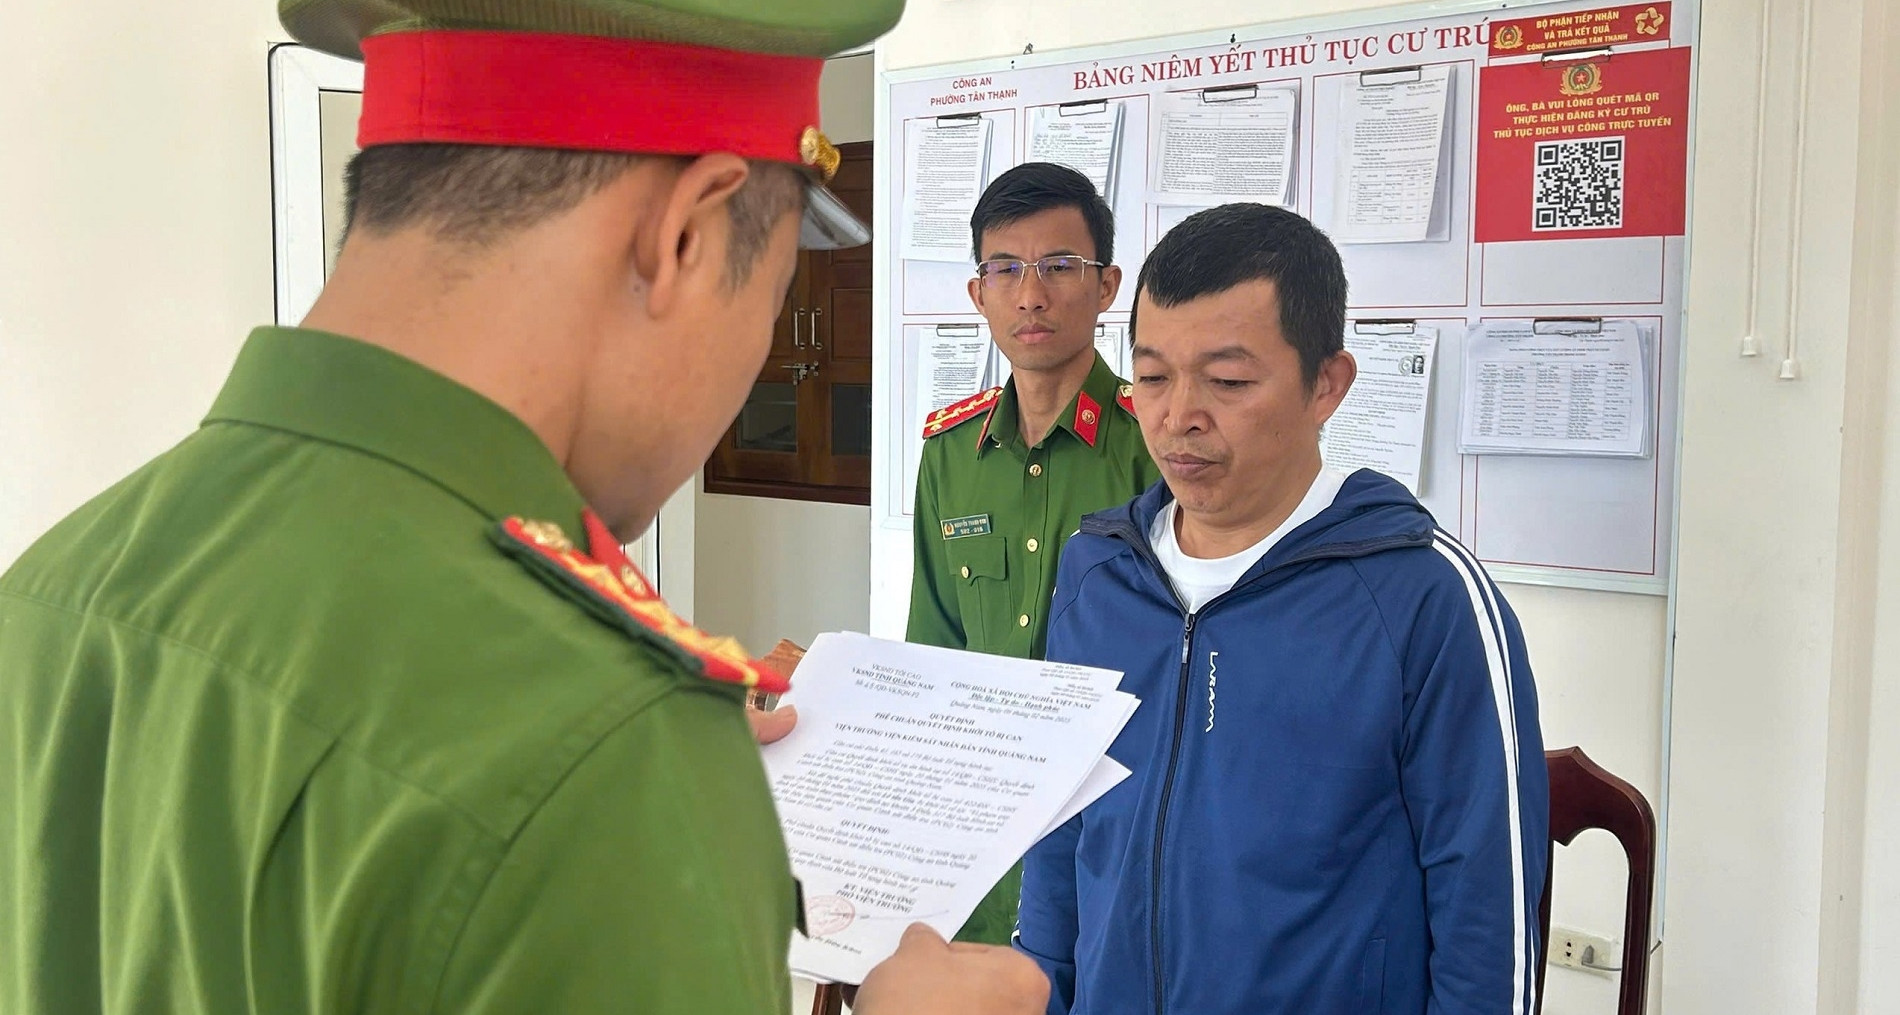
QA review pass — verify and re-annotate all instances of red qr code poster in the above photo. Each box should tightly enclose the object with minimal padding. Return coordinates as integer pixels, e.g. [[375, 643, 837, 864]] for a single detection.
[[1474, 45, 1691, 243]]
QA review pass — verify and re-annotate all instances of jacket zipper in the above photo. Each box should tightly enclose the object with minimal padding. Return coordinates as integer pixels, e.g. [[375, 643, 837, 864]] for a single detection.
[[1095, 517, 1194, 1015], [1085, 510, 1431, 1015], [1151, 610, 1195, 1015]]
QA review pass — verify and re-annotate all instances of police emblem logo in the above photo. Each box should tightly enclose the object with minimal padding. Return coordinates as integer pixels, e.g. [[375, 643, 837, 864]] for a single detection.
[[1560, 62, 1604, 97], [800, 126, 842, 182], [1495, 24, 1524, 49]]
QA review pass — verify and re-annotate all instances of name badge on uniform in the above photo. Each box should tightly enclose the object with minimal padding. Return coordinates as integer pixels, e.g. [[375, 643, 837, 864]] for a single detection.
[[940, 513, 992, 539]]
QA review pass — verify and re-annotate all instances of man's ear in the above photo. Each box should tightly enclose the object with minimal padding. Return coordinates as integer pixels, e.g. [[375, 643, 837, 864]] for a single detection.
[[632, 152, 751, 321], [1310, 349, 1359, 426], [1097, 264, 1124, 312]]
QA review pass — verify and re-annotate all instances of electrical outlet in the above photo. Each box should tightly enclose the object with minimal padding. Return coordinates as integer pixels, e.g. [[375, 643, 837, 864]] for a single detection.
[[1548, 926, 1619, 976]]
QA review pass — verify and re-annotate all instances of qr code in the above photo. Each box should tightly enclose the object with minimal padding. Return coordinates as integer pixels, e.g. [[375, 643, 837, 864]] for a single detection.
[[1532, 137, 1625, 231]]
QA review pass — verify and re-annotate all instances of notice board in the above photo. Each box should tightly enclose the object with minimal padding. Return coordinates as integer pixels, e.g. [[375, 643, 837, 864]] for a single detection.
[[872, 0, 1699, 593]]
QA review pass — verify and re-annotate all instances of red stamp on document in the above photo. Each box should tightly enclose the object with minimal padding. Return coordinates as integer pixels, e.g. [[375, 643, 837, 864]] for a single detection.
[[807, 894, 857, 937]]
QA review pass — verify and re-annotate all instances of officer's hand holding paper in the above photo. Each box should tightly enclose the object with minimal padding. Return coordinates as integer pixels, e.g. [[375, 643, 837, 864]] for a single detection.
[[762, 632, 1137, 985]]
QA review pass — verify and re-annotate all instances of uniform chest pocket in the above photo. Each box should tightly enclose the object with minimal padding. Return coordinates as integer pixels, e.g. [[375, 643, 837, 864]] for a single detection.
[[945, 534, 1008, 645]]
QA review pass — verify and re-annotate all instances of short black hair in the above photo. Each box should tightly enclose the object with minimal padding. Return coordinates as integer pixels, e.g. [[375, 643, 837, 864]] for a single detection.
[[344, 144, 803, 285], [1131, 203, 1348, 389], [969, 162, 1115, 265]]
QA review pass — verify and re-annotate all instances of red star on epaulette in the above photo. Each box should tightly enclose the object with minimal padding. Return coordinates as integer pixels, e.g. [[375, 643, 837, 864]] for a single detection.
[[1074, 391, 1102, 447]]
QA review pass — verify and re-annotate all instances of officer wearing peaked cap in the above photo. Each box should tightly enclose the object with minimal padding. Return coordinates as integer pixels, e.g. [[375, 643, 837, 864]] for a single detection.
[[0, 1, 1047, 1012]]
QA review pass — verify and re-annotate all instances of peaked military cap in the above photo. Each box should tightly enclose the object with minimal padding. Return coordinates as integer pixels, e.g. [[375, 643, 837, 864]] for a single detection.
[[278, 0, 902, 248]]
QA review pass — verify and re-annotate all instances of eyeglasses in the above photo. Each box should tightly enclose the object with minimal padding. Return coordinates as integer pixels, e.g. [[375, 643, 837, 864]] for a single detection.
[[975, 255, 1107, 290]]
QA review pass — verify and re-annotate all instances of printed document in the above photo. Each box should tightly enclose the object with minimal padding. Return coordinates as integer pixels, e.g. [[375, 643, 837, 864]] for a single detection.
[[913, 325, 992, 440], [764, 633, 1138, 985], [1028, 101, 1125, 197], [1332, 65, 1453, 244], [1151, 85, 1298, 206], [1093, 321, 1131, 379], [901, 118, 993, 262], [902, 324, 994, 513], [1458, 320, 1653, 457], [1321, 325, 1439, 492]]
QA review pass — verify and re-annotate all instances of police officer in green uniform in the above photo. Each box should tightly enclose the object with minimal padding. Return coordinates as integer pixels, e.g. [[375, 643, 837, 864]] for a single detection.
[[907, 163, 1162, 945], [0, 1, 1050, 1012]]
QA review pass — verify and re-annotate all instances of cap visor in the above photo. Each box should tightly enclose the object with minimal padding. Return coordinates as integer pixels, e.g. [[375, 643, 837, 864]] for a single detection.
[[800, 183, 870, 250]]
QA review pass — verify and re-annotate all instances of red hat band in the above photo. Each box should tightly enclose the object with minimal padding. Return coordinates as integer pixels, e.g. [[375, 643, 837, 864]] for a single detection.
[[358, 30, 824, 164]]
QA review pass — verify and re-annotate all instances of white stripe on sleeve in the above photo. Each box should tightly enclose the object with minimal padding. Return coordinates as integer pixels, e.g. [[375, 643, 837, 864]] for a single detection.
[[1432, 532, 1532, 1015]]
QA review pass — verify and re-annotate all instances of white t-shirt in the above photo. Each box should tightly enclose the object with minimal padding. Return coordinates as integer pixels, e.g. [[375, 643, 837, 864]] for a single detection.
[[1150, 468, 1350, 614]]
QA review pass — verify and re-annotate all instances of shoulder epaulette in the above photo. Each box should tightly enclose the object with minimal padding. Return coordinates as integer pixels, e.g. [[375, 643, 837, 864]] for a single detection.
[[493, 511, 789, 694], [1116, 382, 1137, 418], [922, 386, 1002, 438]]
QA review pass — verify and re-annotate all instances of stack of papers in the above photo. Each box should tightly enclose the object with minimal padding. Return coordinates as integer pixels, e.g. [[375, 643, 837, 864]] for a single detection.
[[1321, 324, 1440, 493], [763, 633, 1138, 985], [1150, 84, 1299, 209], [1331, 65, 1453, 245], [1457, 319, 1655, 458], [912, 324, 993, 439], [1092, 322, 1131, 380], [1027, 101, 1126, 199], [901, 118, 995, 263]]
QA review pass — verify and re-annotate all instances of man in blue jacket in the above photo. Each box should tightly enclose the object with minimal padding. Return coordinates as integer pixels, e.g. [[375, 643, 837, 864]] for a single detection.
[[1018, 204, 1548, 1015]]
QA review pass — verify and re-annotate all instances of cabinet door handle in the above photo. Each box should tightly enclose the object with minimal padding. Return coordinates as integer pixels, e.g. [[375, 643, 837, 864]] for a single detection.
[[810, 307, 823, 350], [791, 308, 806, 348]]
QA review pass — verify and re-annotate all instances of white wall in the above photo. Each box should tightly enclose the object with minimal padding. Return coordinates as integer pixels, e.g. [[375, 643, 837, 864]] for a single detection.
[[1664, 0, 1897, 1007], [0, 0, 281, 560], [692, 489, 872, 654], [874, 1, 1900, 1014], [822, 54, 877, 145], [1854, 106, 1900, 1010], [319, 90, 362, 276]]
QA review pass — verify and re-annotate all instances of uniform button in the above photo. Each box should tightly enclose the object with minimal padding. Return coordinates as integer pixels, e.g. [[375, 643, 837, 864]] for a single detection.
[[1029, 463, 1043, 477], [1027, 538, 1040, 553], [960, 566, 971, 579], [1018, 614, 1031, 627]]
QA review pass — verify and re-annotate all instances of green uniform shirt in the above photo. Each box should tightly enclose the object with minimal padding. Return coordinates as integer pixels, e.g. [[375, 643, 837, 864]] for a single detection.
[[905, 351, 1160, 944], [0, 327, 794, 1013]]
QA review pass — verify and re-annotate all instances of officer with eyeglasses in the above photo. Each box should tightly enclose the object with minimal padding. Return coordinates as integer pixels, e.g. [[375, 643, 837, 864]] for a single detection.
[[906, 162, 1161, 946]]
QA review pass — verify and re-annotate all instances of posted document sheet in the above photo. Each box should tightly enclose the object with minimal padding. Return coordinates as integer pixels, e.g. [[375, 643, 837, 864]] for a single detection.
[[1027, 101, 1125, 197], [1458, 319, 1653, 457], [1093, 321, 1131, 380], [1332, 65, 1453, 244], [902, 324, 996, 514], [1151, 85, 1298, 206], [764, 633, 1137, 985], [912, 325, 992, 438], [1321, 325, 1440, 492], [901, 118, 994, 262]]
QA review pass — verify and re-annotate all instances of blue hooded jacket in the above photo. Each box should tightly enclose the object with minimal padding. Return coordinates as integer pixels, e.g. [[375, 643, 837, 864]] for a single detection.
[[1019, 470, 1547, 1015]]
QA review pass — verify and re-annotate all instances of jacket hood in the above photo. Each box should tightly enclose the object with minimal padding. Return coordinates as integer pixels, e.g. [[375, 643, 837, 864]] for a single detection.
[[1081, 468, 1439, 572]]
